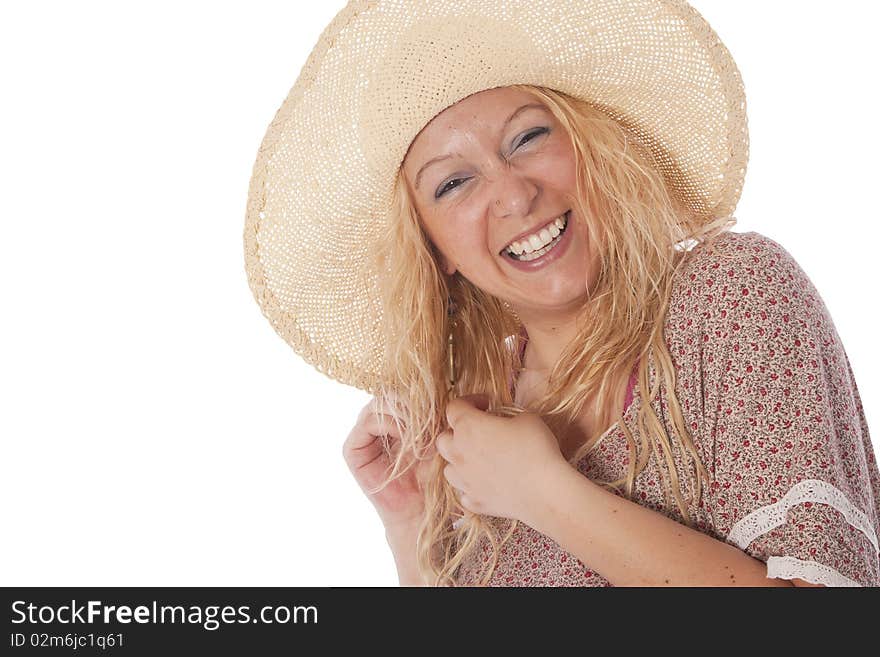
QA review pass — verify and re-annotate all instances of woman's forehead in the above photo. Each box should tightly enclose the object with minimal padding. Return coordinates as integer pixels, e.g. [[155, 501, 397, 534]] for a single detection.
[[403, 86, 547, 166]]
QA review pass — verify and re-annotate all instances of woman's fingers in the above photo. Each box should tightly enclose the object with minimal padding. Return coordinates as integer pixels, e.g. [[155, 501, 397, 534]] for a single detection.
[[361, 412, 404, 444], [343, 399, 416, 476], [414, 451, 438, 487], [442, 462, 463, 490], [443, 463, 472, 511], [343, 418, 392, 471], [435, 428, 455, 463], [344, 398, 442, 490], [344, 408, 402, 453]]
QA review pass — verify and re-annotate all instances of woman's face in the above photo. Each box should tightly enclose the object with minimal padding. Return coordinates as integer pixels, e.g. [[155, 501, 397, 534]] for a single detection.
[[401, 86, 599, 318]]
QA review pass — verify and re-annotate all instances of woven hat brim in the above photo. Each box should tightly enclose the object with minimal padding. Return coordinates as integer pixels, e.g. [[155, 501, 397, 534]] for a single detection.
[[244, 0, 748, 393]]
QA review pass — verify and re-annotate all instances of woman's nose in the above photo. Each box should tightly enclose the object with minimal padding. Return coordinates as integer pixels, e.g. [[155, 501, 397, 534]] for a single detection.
[[488, 167, 538, 219]]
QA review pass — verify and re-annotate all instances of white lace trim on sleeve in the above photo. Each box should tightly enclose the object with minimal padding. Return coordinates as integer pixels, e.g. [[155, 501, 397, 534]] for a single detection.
[[727, 478, 879, 555], [766, 555, 861, 587]]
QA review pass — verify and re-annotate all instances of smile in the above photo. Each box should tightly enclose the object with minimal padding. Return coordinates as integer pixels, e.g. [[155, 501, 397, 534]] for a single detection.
[[502, 211, 569, 261], [499, 210, 574, 272]]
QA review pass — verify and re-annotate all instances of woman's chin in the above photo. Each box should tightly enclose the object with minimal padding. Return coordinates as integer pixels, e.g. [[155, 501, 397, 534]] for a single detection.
[[508, 287, 591, 318]]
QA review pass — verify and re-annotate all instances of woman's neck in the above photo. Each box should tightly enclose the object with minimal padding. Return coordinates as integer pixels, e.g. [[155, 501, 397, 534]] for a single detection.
[[518, 310, 583, 373]]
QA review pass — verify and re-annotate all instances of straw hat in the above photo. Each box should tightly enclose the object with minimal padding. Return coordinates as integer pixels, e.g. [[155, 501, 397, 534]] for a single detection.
[[243, 0, 748, 393]]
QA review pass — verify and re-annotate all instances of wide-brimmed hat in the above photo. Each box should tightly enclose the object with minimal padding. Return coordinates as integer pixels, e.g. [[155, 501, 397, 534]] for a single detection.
[[243, 0, 748, 393]]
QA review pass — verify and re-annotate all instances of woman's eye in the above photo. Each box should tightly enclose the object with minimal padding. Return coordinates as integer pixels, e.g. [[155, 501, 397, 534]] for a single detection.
[[515, 127, 549, 149], [433, 128, 548, 199], [436, 177, 469, 198]]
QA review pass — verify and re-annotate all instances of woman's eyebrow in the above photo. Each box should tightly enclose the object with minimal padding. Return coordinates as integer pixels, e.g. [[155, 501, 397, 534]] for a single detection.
[[502, 102, 548, 130], [415, 153, 455, 191], [413, 102, 549, 190]]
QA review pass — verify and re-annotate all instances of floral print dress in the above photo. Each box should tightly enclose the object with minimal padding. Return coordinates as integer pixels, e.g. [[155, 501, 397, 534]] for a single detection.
[[454, 230, 880, 587]]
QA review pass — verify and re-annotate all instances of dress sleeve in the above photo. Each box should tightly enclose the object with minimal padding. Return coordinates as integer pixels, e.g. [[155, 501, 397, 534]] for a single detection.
[[700, 232, 880, 586]]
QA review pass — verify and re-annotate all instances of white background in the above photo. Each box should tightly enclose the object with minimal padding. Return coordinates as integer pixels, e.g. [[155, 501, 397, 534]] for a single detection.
[[1, 1, 877, 586]]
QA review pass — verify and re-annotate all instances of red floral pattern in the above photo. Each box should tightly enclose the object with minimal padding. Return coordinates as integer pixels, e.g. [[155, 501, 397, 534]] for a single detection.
[[454, 231, 880, 586]]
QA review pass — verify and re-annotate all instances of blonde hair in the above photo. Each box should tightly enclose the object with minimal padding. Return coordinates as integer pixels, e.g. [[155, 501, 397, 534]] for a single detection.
[[367, 84, 736, 586]]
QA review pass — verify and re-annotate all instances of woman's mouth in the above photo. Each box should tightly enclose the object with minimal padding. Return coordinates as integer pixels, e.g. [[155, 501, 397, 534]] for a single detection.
[[500, 210, 573, 270]]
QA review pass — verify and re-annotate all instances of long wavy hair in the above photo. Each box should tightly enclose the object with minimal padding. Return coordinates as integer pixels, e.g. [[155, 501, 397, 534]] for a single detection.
[[366, 84, 736, 586]]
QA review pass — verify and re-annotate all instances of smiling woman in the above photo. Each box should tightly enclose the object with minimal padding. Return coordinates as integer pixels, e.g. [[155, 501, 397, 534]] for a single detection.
[[400, 88, 595, 315], [244, 0, 880, 588]]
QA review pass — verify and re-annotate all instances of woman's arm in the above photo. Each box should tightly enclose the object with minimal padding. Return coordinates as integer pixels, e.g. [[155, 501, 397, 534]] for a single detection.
[[522, 461, 806, 587], [385, 522, 426, 586]]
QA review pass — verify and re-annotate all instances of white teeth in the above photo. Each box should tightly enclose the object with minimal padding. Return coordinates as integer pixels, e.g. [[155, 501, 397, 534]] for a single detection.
[[504, 213, 568, 257], [518, 234, 562, 261]]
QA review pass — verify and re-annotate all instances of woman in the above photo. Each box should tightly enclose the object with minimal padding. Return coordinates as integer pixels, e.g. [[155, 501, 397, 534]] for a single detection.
[[244, 0, 880, 587]]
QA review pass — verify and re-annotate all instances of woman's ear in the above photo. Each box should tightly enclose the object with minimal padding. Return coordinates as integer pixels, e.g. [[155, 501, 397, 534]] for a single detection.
[[439, 253, 458, 277], [428, 240, 457, 277], [416, 214, 457, 276]]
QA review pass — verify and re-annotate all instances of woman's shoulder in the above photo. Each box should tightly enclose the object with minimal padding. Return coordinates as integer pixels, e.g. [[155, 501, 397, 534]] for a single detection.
[[670, 229, 823, 328], [662, 228, 841, 392], [674, 229, 799, 283]]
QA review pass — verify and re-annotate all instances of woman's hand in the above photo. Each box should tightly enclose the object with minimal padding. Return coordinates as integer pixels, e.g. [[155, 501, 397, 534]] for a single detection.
[[436, 394, 569, 523], [343, 397, 431, 533]]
